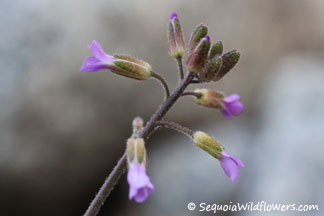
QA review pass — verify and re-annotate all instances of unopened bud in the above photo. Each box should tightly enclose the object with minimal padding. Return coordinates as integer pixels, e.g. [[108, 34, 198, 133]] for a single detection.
[[113, 55, 152, 80], [199, 57, 222, 81], [168, 12, 185, 59], [188, 24, 208, 54], [186, 36, 211, 73], [193, 131, 224, 159], [208, 41, 223, 60], [127, 138, 146, 165], [132, 117, 144, 136], [213, 50, 240, 81], [194, 89, 224, 109]]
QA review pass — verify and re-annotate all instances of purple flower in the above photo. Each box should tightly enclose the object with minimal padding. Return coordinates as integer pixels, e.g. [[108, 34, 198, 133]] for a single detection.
[[170, 12, 178, 20], [220, 94, 244, 119], [80, 40, 152, 80], [219, 151, 244, 182], [127, 162, 154, 203], [80, 40, 116, 72]]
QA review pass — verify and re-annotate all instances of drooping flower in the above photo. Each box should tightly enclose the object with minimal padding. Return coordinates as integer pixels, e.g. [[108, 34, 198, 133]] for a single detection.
[[127, 162, 155, 203], [80, 40, 152, 80], [126, 138, 154, 203], [219, 151, 244, 182], [194, 89, 244, 119], [193, 131, 244, 182]]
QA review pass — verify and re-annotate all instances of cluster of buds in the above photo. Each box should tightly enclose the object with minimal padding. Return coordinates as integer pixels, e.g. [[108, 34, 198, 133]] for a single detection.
[[185, 23, 241, 82], [167, 14, 240, 82]]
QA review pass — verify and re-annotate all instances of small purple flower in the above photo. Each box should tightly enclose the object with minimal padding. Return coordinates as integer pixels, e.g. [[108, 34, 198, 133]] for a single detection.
[[220, 94, 244, 119], [219, 151, 244, 182], [170, 12, 178, 20], [80, 40, 116, 72], [127, 162, 154, 203]]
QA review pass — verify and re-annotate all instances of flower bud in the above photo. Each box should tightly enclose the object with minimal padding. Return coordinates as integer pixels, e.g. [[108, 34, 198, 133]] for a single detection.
[[168, 12, 185, 59], [188, 24, 208, 54], [213, 50, 240, 81], [132, 117, 144, 136], [80, 40, 152, 81], [185, 36, 211, 73], [199, 57, 222, 81], [193, 131, 224, 159], [208, 41, 223, 60]]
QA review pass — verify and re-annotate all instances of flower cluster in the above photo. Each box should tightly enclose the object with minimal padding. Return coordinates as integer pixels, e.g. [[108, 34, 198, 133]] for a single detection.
[[81, 12, 245, 206]]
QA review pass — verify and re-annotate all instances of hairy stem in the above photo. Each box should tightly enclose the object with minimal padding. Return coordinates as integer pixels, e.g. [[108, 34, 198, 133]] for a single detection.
[[151, 72, 170, 99], [84, 72, 194, 216], [155, 120, 194, 138], [182, 91, 202, 98], [176, 57, 184, 80]]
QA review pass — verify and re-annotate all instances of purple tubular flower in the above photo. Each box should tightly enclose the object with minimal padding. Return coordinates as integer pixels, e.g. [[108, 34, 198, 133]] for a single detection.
[[170, 12, 178, 20], [80, 40, 116, 72], [220, 94, 244, 119], [219, 151, 244, 182], [127, 163, 154, 203]]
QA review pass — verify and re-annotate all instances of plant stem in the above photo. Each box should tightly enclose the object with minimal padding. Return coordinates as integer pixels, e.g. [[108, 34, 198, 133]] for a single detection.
[[84, 72, 194, 216], [155, 120, 194, 138], [176, 57, 184, 80], [182, 91, 202, 98], [151, 72, 170, 99]]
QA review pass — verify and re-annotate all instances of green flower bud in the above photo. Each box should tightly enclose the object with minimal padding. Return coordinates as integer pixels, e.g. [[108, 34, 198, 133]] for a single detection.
[[193, 131, 224, 159], [185, 36, 211, 73], [208, 41, 223, 60], [168, 12, 185, 59], [199, 57, 222, 81], [188, 24, 208, 54], [213, 50, 240, 81], [113, 55, 152, 80]]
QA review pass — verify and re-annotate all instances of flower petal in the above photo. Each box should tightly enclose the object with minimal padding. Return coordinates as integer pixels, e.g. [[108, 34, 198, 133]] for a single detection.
[[223, 94, 240, 103], [80, 56, 109, 72], [220, 152, 243, 182], [127, 163, 154, 202], [88, 40, 111, 61], [226, 101, 244, 115], [221, 108, 233, 119]]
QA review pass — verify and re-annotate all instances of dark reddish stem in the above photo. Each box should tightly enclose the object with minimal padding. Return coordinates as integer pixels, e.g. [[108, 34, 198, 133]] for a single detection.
[[84, 72, 194, 216]]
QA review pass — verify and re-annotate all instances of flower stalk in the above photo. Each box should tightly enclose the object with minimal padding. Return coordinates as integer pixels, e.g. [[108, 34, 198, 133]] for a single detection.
[[82, 11, 244, 216]]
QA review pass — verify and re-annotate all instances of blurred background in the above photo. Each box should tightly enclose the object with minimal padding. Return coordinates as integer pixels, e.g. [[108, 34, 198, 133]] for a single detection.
[[1, 0, 324, 215]]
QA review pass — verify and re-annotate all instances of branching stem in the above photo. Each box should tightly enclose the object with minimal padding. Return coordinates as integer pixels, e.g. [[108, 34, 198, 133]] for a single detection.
[[84, 72, 194, 216], [155, 120, 194, 138], [151, 72, 170, 99]]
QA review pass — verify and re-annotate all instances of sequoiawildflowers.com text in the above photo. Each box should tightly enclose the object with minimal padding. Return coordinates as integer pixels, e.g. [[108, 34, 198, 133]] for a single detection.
[[192, 201, 319, 213]]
